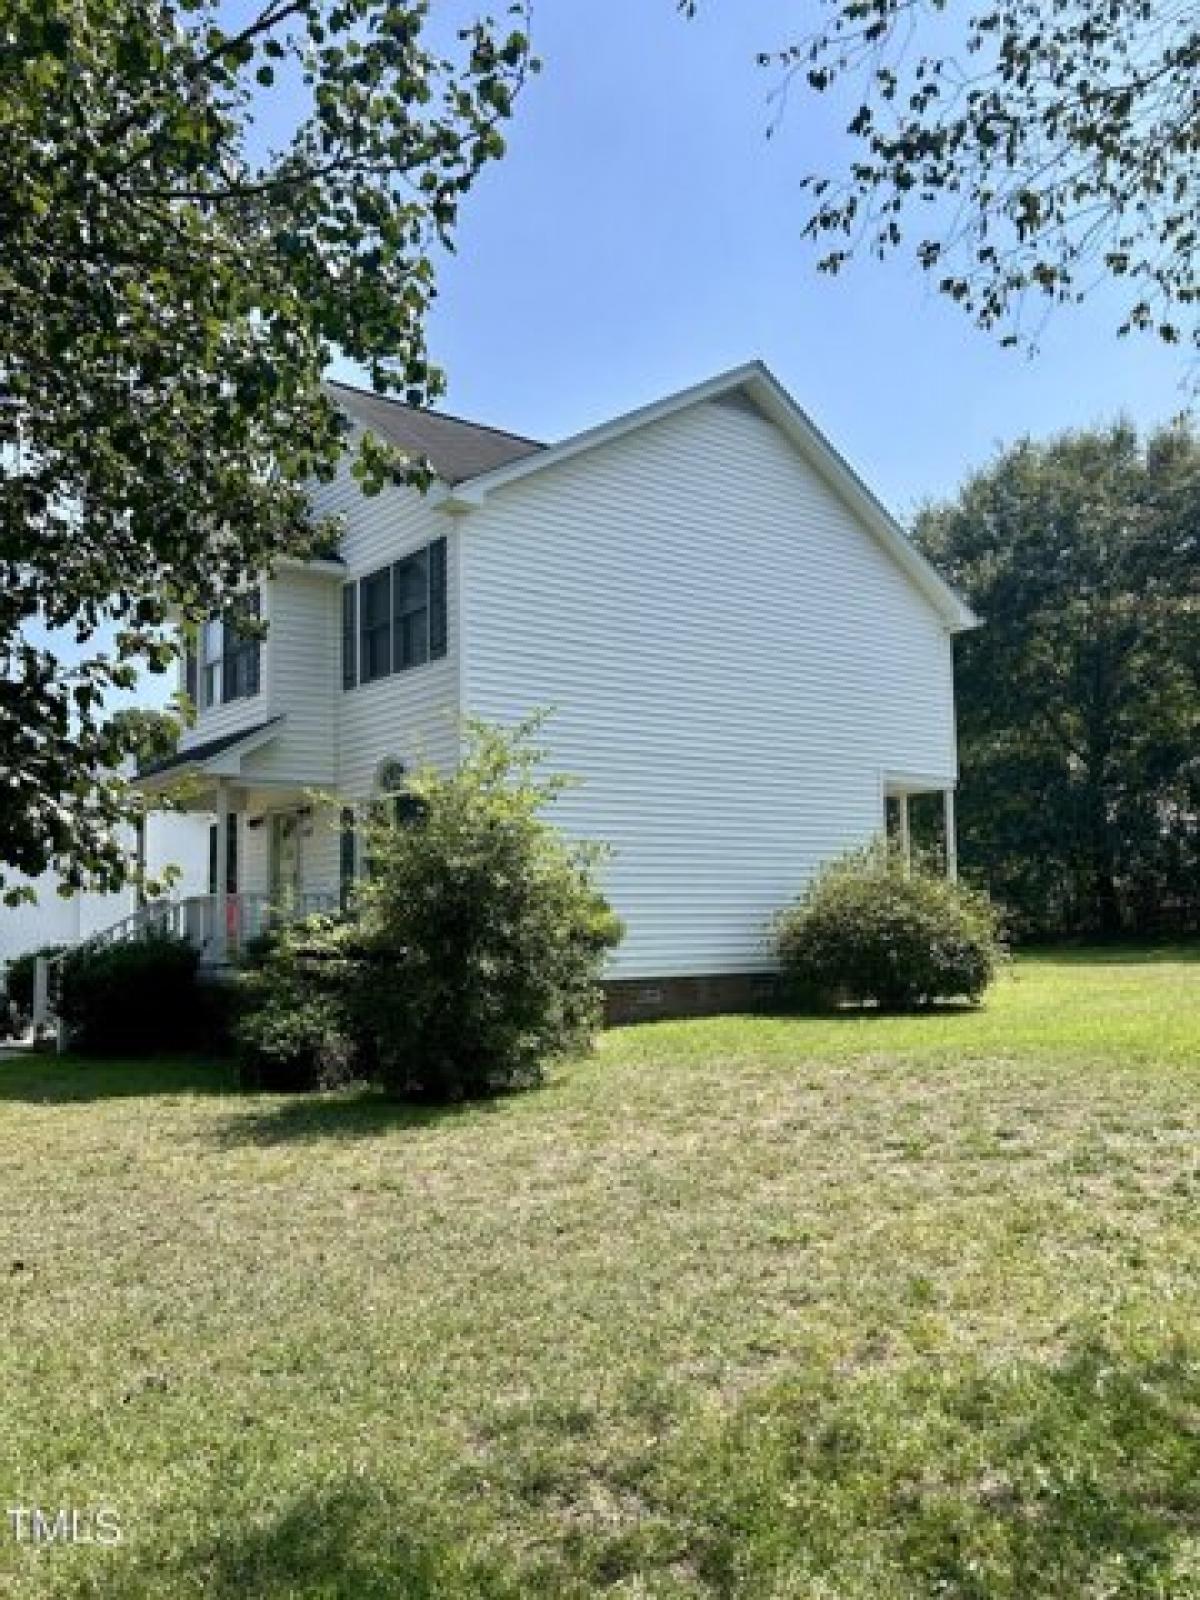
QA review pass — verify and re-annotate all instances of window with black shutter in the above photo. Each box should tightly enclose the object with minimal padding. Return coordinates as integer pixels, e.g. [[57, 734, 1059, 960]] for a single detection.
[[344, 538, 448, 690], [221, 590, 261, 703], [393, 548, 429, 671], [360, 567, 392, 683]]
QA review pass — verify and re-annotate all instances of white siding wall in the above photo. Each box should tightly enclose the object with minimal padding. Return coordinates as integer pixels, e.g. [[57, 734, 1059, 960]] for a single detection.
[[461, 398, 957, 979], [179, 571, 339, 785], [0, 813, 210, 963], [173, 460, 460, 905], [311, 462, 462, 804], [240, 570, 339, 787]]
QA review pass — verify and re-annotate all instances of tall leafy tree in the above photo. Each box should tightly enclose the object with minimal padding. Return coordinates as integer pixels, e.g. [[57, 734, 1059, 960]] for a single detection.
[[916, 424, 1200, 937], [1, 0, 530, 902], [683, 0, 1200, 358]]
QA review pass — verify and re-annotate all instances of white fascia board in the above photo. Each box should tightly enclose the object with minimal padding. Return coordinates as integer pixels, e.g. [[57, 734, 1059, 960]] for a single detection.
[[135, 718, 286, 796]]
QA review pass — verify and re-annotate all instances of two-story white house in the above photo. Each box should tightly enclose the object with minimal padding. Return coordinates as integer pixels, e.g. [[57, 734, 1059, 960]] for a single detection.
[[135, 361, 978, 1019]]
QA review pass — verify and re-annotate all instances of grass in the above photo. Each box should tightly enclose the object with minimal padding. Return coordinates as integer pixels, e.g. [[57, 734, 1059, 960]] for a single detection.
[[0, 947, 1197, 1598]]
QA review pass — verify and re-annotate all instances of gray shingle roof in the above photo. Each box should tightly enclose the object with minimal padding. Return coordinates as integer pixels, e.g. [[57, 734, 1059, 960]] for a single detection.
[[326, 381, 544, 485]]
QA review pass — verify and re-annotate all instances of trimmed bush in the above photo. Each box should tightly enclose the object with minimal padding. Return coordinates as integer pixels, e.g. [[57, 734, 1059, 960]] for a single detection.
[[235, 915, 364, 1092], [59, 933, 202, 1054], [3, 944, 67, 1033], [776, 844, 1004, 1011]]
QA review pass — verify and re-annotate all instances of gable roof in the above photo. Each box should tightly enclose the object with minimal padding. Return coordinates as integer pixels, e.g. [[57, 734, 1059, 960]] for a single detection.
[[326, 380, 544, 485], [437, 362, 979, 633], [136, 717, 283, 782]]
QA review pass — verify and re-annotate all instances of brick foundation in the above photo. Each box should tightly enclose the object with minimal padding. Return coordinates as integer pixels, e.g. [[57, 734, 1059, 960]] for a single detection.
[[603, 971, 780, 1025]]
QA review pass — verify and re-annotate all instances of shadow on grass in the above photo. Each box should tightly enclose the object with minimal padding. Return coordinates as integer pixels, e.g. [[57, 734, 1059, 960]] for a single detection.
[[673, 1339, 1200, 1597], [210, 1084, 503, 1147], [88, 1339, 1200, 1598], [111, 1480, 530, 1600], [0, 1052, 236, 1104]]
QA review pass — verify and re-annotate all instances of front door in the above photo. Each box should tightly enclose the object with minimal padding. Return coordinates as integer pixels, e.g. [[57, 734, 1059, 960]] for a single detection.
[[269, 813, 303, 910]]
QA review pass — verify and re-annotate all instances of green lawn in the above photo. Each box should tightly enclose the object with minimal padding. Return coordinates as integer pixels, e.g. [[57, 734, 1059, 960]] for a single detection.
[[1, 948, 1198, 1598]]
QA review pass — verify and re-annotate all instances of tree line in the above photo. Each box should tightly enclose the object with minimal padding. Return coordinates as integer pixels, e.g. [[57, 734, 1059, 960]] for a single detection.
[[916, 423, 1200, 940]]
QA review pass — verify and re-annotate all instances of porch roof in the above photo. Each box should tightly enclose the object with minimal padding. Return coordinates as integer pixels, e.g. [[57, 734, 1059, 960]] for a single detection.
[[136, 716, 284, 786]]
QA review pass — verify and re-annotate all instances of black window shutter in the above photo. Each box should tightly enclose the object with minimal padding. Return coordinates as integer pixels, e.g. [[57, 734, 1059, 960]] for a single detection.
[[429, 537, 448, 659], [342, 584, 358, 689]]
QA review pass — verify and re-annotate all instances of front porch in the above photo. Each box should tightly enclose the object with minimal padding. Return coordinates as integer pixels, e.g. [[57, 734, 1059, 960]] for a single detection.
[[90, 886, 341, 969], [134, 720, 343, 967]]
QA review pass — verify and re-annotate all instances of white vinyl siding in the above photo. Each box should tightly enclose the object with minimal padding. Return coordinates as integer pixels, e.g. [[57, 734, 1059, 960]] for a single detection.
[[461, 397, 957, 979], [308, 458, 461, 803], [239, 569, 338, 787]]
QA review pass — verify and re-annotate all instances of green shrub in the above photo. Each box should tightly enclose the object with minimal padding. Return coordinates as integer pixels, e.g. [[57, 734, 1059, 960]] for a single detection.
[[234, 721, 622, 1101], [235, 914, 364, 1092], [776, 844, 1004, 1011], [3, 944, 67, 1032], [59, 933, 202, 1054], [352, 720, 622, 1100]]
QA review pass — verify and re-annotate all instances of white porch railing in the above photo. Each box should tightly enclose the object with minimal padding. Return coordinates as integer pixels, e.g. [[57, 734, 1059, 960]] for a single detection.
[[85, 891, 340, 959], [28, 890, 340, 1043]]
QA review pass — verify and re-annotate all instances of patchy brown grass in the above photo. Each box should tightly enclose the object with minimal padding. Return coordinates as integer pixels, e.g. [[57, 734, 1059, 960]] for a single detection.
[[0, 947, 1197, 1596]]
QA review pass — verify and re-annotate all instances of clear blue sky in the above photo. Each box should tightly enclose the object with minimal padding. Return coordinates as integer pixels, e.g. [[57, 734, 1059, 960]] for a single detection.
[[328, 0, 1190, 521]]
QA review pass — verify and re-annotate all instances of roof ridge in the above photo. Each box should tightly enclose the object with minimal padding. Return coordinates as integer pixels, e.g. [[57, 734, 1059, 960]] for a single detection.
[[324, 379, 545, 449]]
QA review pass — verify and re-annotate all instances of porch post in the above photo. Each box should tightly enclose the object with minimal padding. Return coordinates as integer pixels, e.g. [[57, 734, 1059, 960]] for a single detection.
[[896, 791, 912, 875], [944, 787, 958, 882], [213, 779, 230, 965]]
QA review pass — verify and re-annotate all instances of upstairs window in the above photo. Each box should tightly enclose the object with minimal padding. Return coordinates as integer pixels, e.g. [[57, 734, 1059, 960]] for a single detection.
[[360, 568, 392, 684], [201, 617, 223, 709], [222, 590, 261, 703], [344, 537, 447, 690], [196, 589, 261, 710], [393, 548, 429, 671]]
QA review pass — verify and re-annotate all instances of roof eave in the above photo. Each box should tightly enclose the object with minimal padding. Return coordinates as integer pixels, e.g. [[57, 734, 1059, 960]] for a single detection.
[[133, 717, 285, 792]]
